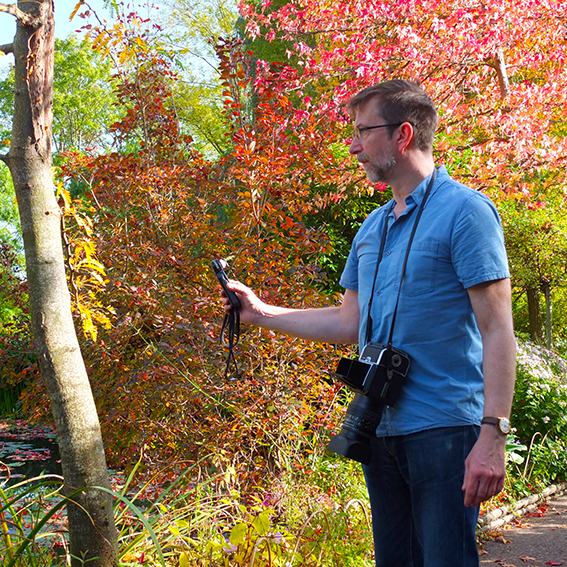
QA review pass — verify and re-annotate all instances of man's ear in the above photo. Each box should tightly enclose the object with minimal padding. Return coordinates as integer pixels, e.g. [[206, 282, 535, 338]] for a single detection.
[[397, 122, 414, 153]]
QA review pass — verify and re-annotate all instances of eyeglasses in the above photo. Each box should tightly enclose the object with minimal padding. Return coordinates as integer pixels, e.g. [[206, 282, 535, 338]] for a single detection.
[[352, 122, 406, 141]]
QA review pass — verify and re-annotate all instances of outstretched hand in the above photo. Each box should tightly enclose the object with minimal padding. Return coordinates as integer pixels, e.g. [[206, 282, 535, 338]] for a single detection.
[[220, 280, 266, 326]]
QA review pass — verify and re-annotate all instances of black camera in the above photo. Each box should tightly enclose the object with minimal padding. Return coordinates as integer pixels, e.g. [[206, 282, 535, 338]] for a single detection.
[[327, 343, 410, 465]]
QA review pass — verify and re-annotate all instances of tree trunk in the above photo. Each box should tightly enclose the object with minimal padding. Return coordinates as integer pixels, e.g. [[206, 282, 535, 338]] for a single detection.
[[1, 1, 118, 565], [527, 286, 544, 345], [541, 278, 553, 350]]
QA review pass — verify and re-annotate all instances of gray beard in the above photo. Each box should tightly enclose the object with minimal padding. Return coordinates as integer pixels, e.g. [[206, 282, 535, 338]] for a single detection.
[[364, 156, 397, 184]]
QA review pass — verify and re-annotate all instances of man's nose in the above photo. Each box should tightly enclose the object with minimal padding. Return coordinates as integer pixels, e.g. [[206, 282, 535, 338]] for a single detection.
[[349, 136, 362, 155]]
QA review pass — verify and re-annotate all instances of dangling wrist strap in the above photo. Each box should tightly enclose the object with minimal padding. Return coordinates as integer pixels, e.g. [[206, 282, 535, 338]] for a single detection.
[[220, 308, 240, 379]]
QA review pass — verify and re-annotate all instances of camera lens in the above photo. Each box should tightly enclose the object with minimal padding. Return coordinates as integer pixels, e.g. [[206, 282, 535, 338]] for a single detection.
[[327, 393, 384, 464]]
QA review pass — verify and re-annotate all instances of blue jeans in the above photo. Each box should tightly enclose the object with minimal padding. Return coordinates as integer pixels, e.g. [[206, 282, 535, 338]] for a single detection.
[[362, 426, 480, 567]]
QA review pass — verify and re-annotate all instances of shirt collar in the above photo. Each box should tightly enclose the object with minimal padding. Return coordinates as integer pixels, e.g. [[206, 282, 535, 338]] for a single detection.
[[405, 165, 446, 209]]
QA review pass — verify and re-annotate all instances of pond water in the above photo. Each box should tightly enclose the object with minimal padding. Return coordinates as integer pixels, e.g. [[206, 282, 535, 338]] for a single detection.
[[0, 420, 62, 485]]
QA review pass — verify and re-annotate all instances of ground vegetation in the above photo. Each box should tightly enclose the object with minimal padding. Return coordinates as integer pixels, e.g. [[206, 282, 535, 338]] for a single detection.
[[0, 0, 567, 564]]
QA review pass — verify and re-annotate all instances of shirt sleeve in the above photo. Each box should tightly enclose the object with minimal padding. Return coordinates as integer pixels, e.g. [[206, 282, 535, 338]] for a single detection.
[[451, 192, 510, 289], [339, 238, 360, 291]]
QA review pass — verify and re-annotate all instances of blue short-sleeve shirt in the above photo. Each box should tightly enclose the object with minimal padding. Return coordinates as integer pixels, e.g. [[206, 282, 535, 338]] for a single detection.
[[339, 166, 510, 436]]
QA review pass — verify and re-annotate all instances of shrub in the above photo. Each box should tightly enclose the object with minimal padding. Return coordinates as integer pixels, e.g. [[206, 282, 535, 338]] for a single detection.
[[509, 341, 567, 487]]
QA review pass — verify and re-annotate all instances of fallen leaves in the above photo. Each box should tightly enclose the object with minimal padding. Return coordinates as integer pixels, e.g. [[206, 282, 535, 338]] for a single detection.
[[495, 560, 517, 567], [526, 505, 548, 518], [493, 557, 564, 566]]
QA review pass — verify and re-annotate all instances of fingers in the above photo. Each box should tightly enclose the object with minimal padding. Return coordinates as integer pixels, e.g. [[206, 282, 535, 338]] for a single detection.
[[220, 290, 239, 312], [465, 481, 504, 508], [463, 469, 504, 507], [220, 292, 233, 311], [222, 280, 246, 308], [225, 279, 251, 295], [462, 441, 506, 507], [218, 280, 262, 325]]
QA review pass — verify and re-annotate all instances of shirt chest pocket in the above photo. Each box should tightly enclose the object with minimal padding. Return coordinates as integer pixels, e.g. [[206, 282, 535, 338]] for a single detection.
[[398, 241, 440, 297]]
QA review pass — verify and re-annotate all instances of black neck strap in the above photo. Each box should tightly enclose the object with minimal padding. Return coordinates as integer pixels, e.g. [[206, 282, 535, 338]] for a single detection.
[[365, 168, 438, 347]]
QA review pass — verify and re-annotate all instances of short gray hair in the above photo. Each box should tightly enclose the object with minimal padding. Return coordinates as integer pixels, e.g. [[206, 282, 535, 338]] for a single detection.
[[347, 80, 438, 152]]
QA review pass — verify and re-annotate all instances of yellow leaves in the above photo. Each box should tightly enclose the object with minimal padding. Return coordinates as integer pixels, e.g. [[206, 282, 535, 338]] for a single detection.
[[179, 552, 189, 567], [168, 519, 190, 536], [229, 522, 248, 545], [56, 181, 70, 204], [78, 304, 98, 341], [84, 7, 167, 71], [74, 257, 107, 281], [57, 180, 113, 341], [69, 1, 83, 22], [78, 298, 113, 341], [90, 31, 108, 52], [224, 465, 236, 485], [132, 36, 147, 50], [118, 46, 135, 65], [252, 509, 271, 536], [202, 508, 291, 566], [204, 539, 226, 555]]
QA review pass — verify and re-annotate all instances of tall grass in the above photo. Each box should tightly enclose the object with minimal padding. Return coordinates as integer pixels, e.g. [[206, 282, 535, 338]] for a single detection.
[[0, 473, 67, 566], [0, 452, 373, 567], [110, 453, 373, 566]]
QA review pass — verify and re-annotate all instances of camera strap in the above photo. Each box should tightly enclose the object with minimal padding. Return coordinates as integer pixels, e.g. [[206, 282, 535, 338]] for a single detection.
[[220, 308, 240, 379], [365, 168, 438, 362]]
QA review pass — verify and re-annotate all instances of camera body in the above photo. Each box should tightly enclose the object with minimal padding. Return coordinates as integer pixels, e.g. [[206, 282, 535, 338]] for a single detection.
[[332, 343, 410, 406], [327, 343, 410, 464]]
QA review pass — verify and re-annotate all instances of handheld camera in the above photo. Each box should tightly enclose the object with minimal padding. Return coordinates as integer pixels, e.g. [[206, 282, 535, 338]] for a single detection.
[[212, 259, 240, 309]]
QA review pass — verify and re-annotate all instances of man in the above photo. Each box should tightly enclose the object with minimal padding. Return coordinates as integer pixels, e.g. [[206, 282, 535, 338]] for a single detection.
[[221, 80, 516, 566]]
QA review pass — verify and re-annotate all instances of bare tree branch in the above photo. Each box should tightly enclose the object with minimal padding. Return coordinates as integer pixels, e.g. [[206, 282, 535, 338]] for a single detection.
[[494, 47, 510, 100], [0, 154, 8, 164], [484, 48, 510, 100], [0, 2, 41, 27], [0, 42, 14, 54]]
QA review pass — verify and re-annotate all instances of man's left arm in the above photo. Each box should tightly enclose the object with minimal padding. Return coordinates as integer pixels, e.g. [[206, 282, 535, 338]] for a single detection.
[[463, 277, 516, 508]]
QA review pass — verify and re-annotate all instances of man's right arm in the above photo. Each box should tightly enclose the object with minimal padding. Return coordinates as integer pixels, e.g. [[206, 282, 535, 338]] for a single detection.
[[223, 280, 360, 345]]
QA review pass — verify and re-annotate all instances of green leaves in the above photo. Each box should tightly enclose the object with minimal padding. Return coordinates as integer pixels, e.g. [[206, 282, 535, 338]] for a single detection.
[[511, 344, 567, 484]]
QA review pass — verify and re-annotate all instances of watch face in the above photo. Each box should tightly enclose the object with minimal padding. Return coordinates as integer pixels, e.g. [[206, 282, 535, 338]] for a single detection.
[[499, 417, 511, 434]]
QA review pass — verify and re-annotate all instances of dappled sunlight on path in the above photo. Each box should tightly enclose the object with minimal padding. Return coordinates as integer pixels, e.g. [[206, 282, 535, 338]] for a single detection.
[[480, 494, 567, 566]]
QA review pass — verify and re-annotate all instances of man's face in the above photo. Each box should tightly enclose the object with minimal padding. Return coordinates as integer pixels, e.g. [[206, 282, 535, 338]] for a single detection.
[[349, 97, 398, 184]]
